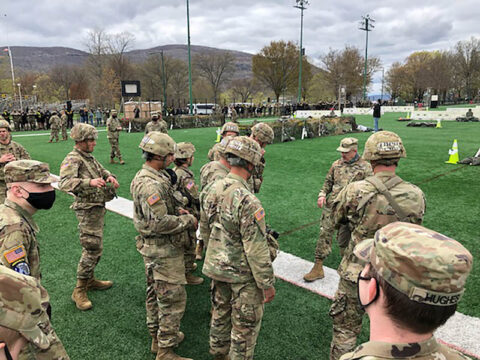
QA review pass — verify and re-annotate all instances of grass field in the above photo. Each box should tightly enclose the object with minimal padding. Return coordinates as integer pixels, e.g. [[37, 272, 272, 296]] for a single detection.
[[13, 111, 480, 359]]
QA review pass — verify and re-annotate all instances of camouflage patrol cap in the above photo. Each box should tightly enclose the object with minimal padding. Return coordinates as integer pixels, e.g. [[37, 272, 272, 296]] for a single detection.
[[151, 110, 159, 118], [175, 142, 196, 159], [221, 122, 239, 135], [70, 123, 98, 142], [363, 131, 406, 160], [354, 222, 473, 306], [251, 122, 274, 144], [225, 136, 263, 166], [139, 131, 176, 157], [337, 137, 358, 152], [111, 109, 117, 115], [0, 266, 51, 349], [5, 160, 55, 184], [0, 119, 11, 130]]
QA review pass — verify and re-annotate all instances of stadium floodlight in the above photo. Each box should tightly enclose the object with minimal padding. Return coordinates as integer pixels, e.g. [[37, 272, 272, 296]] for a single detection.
[[359, 14, 375, 100], [294, 0, 309, 104]]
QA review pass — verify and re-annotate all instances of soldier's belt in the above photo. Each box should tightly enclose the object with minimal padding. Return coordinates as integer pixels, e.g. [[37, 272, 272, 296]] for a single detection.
[[140, 237, 169, 245]]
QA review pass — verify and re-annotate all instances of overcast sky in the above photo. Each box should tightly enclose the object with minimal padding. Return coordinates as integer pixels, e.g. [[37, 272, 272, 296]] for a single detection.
[[2, 0, 480, 93]]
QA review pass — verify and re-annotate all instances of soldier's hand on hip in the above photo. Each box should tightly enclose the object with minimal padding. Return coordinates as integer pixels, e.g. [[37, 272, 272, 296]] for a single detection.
[[263, 287, 276, 303], [317, 196, 326, 208], [90, 178, 106, 188], [106, 176, 119, 188]]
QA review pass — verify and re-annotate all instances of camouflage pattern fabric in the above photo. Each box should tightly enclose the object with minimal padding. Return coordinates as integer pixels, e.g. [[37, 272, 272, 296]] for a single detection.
[[4, 160, 54, 184], [207, 142, 222, 161], [70, 123, 97, 142], [0, 140, 30, 202], [49, 115, 61, 142], [108, 138, 122, 160], [209, 280, 264, 359], [130, 164, 196, 348], [315, 156, 372, 260], [339, 337, 471, 360], [145, 120, 168, 134], [107, 116, 122, 159], [0, 200, 40, 278], [60, 113, 68, 140], [199, 160, 229, 189], [0, 266, 69, 360], [247, 156, 265, 193]]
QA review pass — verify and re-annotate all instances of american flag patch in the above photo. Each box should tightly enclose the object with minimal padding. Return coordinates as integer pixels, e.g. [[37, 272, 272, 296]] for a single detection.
[[147, 193, 160, 205], [4, 245, 26, 264], [254, 208, 265, 221], [186, 181, 194, 190]]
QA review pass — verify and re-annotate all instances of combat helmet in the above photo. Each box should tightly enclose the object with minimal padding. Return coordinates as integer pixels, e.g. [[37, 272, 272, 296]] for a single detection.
[[70, 123, 98, 142], [139, 131, 176, 157], [363, 131, 406, 161], [225, 136, 262, 166], [217, 135, 235, 156], [175, 142, 196, 159], [221, 122, 239, 136], [251, 122, 274, 144], [0, 119, 11, 131]]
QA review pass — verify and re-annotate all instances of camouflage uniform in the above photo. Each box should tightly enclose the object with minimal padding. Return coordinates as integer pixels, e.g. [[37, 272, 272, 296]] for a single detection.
[[207, 123, 239, 161], [60, 112, 68, 140], [200, 161, 230, 189], [48, 113, 61, 142], [130, 133, 197, 354], [248, 122, 274, 193], [145, 111, 168, 134], [12, 111, 22, 131], [202, 137, 275, 360], [0, 266, 69, 360], [329, 132, 426, 360], [340, 222, 473, 360], [0, 125, 30, 202], [106, 111, 123, 162]]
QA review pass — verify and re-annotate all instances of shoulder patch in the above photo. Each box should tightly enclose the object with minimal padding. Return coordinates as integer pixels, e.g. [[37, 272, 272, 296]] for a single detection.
[[12, 261, 30, 275], [186, 181, 194, 190], [254, 208, 265, 221], [4, 245, 26, 264], [147, 193, 161, 205]]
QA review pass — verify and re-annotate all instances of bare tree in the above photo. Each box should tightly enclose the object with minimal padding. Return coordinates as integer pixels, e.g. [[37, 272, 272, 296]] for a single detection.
[[230, 78, 257, 103], [452, 37, 480, 99], [108, 32, 135, 81]]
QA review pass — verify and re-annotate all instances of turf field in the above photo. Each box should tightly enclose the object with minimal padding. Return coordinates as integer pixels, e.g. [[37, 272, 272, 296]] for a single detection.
[[14, 111, 480, 359]]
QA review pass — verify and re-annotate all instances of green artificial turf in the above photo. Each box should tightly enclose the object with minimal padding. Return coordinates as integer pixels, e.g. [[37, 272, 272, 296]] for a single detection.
[[13, 111, 480, 359]]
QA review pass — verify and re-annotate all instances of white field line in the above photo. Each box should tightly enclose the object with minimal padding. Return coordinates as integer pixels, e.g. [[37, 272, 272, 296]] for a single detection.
[[12, 129, 106, 138], [50, 175, 480, 359]]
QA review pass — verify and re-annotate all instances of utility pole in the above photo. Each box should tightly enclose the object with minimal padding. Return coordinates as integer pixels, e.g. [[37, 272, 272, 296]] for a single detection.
[[359, 14, 375, 100], [186, 0, 193, 115], [161, 50, 167, 115], [381, 67, 385, 101], [294, 0, 308, 104]]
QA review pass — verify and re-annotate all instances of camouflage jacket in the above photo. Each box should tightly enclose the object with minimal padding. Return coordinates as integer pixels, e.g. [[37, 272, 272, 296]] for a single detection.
[[207, 142, 222, 161], [145, 120, 168, 134], [130, 164, 196, 284], [0, 200, 40, 279], [173, 166, 200, 218], [200, 160, 229, 189], [247, 156, 266, 193], [318, 155, 373, 206], [60, 114, 67, 126], [106, 117, 121, 139], [59, 148, 115, 210], [332, 171, 426, 282], [202, 173, 274, 289], [0, 140, 30, 183], [340, 337, 471, 360], [48, 115, 61, 130]]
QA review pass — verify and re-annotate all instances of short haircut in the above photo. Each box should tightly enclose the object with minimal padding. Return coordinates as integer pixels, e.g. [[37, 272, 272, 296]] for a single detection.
[[226, 154, 249, 169], [174, 158, 188, 167], [370, 158, 399, 167], [142, 151, 156, 162]]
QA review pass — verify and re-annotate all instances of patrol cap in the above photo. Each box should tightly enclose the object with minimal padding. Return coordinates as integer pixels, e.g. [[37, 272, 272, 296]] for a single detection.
[[111, 109, 117, 115], [354, 222, 473, 306], [0, 266, 51, 349], [225, 136, 262, 166], [251, 122, 274, 144], [151, 111, 159, 118], [175, 142, 196, 159], [336, 137, 358, 153], [139, 131, 176, 157], [221, 122, 239, 135], [0, 119, 11, 130], [363, 131, 406, 160], [5, 160, 55, 184], [70, 123, 98, 142]]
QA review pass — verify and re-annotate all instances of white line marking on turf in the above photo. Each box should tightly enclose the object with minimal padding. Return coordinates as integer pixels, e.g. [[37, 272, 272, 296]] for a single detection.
[[50, 174, 480, 359], [12, 129, 106, 137]]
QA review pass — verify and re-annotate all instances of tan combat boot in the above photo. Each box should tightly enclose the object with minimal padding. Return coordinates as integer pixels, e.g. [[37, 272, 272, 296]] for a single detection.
[[151, 332, 184, 354], [195, 241, 204, 260], [119, 158, 125, 165], [71, 279, 93, 310], [110, 158, 116, 164], [87, 277, 113, 290], [186, 273, 204, 285], [303, 260, 324, 282], [156, 348, 192, 360]]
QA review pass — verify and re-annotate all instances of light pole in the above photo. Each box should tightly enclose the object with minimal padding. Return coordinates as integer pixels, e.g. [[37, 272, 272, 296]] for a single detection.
[[380, 67, 385, 102], [359, 14, 375, 101], [161, 50, 167, 115], [17, 83, 23, 111], [32, 84, 37, 103], [294, 0, 308, 104], [186, 0, 193, 115]]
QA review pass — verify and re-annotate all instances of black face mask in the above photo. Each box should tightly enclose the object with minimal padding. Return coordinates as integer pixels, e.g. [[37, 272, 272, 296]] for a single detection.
[[24, 189, 56, 210], [0, 342, 13, 360], [357, 271, 380, 310]]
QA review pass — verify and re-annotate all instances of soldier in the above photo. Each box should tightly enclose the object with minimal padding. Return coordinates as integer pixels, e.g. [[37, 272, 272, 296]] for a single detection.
[[304, 137, 372, 282], [48, 111, 61, 143], [0, 160, 55, 279], [60, 110, 68, 141], [12, 110, 22, 131], [145, 111, 168, 134], [59, 123, 119, 311], [207, 122, 239, 161], [340, 222, 472, 360], [130, 132, 197, 360], [329, 131, 426, 360], [465, 108, 474, 119], [202, 136, 276, 360], [0, 120, 30, 203], [173, 142, 203, 285], [106, 109, 125, 164], [0, 266, 69, 360], [248, 122, 274, 193], [27, 109, 36, 131]]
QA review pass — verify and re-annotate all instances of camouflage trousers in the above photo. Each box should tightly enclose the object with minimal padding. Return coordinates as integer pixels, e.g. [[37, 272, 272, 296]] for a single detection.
[[210, 280, 264, 360], [61, 125, 67, 140], [315, 206, 351, 260], [143, 257, 187, 348], [0, 181, 6, 204], [75, 206, 105, 280], [329, 278, 364, 360], [184, 229, 196, 273], [108, 138, 122, 160], [49, 129, 59, 142]]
